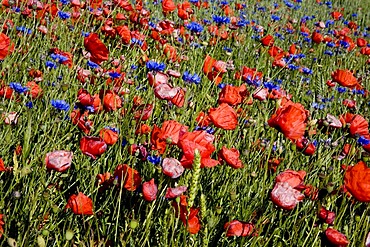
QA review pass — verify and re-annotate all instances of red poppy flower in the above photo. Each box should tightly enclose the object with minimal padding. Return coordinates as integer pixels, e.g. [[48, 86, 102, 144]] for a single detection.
[[178, 130, 219, 168], [154, 84, 178, 100], [238, 66, 263, 83], [103, 90, 122, 112], [25, 81, 43, 99], [268, 98, 308, 141], [165, 186, 187, 199], [133, 103, 153, 121], [0, 158, 5, 172], [196, 111, 211, 127], [344, 161, 370, 202], [70, 109, 93, 134], [0, 33, 14, 60], [318, 207, 335, 225], [135, 123, 151, 135], [162, 157, 184, 178], [271, 182, 305, 210], [224, 220, 255, 237], [218, 84, 248, 106], [116, 25, 131, 44], [295, 137, 316, 156], [45, 150, 73, 172], [162, 0, 176, 14], [170, 88, 186, 107], [84, 33, 109, 65], [151, 125, 167, 154], [65, 192, 94, 215], [218, 147, 243, 169], [80, 136, 107, 159], [208, 103, 238, 130], [202, 55, 226, 84], [331, 69, 359, 88], [0, 84, 14, 99], [0, 214, 4, 238], [325, 228, 349, 246], [311, 31, 323, 44], [260, 34, 274, 46], [172, 195, 201, 234], [160, 120, 187, 145], [357, 38, 367, 47], [340, 113, 369, 137], [275, 170, 306, 189], [163, 44, 177, 61], [142, 178, 157, 202], [99, 128, 119, 145], [331, 11, 342, 20], [268, 46, 285, 60], [114, 164, 142, 191]]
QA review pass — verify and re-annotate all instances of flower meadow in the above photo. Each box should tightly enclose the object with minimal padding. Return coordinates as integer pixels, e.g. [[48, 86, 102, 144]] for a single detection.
[[1, 0, 370, 246]]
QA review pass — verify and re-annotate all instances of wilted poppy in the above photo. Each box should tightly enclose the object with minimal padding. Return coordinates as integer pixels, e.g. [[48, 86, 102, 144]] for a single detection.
[[224, 220, 255, 237], [331, 69, 359, 88], [208, 103, 238, 130], [0, 33, 14, 60], [45, 150, 73, 172], [99, 128, 119, 145], [162, 157, 184, 178], [84, 33, 109, 65], [325, 228, 349, 246], [218, 147, 243, 169], [344, 161, 370, 202], [270, 182, 305, 210], [268, 98, 308, 141], [65, 192, 94, 215], [318, 207, 336, 225], [165, 186, 187, 199], [114, 164, 142, 191], [142, 178, 157, 202], [80, 136, 107, 159]]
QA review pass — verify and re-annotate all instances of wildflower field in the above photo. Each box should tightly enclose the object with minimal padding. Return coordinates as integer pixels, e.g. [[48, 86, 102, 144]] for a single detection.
[[1, 0, 370, 245]]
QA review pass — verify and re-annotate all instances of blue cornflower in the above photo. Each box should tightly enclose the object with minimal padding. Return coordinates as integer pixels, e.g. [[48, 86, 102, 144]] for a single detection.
[[9, 82, 29, 94], [25, 101, 33, 109], [46, 61, 57, 69], [352, 89, 365, 95], [58, 11, 71, 20], [324, 50, 334, 56], [51, 53, 69, 63], [217, 83, 226, 89], [182, 71, 201, 84], [339, 40, 349, 48], [302, 67, 313, 75], [82, 31, 90, 37], [60, 0, 70, 4], [263, 82, 280, 91], [337, 87, 347, 93], [326, 42, 335, 48], [325, 20, 335, 27], [51, 99, 70, 111], [131, 38, 144, 46], [147, 155, 162, 165], [223, 46, 232, 52], [287, 64, 300, 70], [271, 15, 280, 21], [131, 65, 138, 70], [146, 60, 166, 71], [358, 136, 370, 146], [109, 72, 121, 78], [312, 102, 325, 110], [185, 22, 204, 33], [87, 60, 100, 69], [283, 0, 294, 8], [212, 15, 230, 25], [16, 26, 32, 35], [237, 19, 249, 27]]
